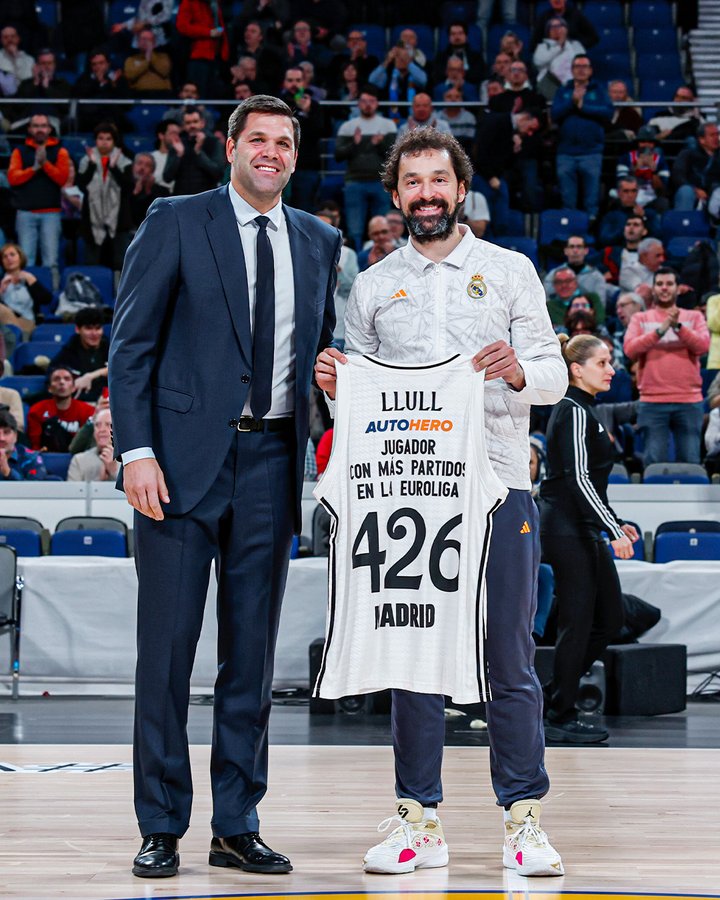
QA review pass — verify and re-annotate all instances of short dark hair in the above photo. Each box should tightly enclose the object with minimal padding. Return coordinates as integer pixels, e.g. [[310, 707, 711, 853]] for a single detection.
[[226, 94, 300, 150], [625, 213, 646, 226], [47, 366, 75, 385], [75, 306, 104, 328], [447, 20, 467, 34], [94, 121, 120, 143], [0, 410, 18, 432], [653, 265, 678, 284], [359, 83, 379, 99], [381, 127, 474, 194], [89, 48, 109, 62]]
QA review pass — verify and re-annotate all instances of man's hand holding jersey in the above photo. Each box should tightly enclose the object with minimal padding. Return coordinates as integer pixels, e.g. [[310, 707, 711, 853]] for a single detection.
[[315, 341, 526, 400]]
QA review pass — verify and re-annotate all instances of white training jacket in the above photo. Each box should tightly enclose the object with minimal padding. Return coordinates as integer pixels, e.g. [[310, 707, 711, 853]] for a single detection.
[[342, 226, 568, 490]]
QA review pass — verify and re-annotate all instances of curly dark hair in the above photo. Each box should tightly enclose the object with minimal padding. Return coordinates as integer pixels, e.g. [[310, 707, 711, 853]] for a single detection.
[[380, 127, 474, 194]]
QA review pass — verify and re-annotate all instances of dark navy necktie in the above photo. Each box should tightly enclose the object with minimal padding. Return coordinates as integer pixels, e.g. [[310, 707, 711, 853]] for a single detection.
[[251, 215, 275, 420]]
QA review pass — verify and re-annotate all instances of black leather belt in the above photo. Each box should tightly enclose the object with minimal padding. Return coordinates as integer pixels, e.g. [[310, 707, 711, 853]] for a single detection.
[[228, 416, 294, 433]]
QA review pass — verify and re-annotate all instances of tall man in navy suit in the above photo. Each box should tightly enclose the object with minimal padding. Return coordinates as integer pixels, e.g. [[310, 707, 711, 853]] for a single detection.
[[109, 94, 342, 879]]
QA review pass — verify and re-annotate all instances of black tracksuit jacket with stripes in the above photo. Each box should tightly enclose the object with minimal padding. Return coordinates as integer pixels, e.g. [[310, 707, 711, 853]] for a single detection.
[[538, 386, 625, 540]]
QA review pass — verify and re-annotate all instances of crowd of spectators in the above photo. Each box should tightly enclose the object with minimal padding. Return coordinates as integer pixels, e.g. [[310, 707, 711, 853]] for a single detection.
[[0, 0, 717, 477]]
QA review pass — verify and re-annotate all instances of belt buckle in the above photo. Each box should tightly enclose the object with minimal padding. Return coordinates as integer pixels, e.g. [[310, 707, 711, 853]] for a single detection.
[[236, 416, 256, 432]]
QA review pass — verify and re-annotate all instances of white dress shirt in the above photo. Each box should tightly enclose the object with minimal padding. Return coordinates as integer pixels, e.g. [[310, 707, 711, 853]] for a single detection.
[[121, 184, 296, 465]]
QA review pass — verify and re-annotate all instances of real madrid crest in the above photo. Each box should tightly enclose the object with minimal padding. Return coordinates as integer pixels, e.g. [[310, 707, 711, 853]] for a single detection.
[[467, 273, 487, 300]]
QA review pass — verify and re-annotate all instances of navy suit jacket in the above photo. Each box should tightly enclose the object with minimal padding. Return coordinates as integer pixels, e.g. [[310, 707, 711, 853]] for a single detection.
[[109, 184, 342, 527]]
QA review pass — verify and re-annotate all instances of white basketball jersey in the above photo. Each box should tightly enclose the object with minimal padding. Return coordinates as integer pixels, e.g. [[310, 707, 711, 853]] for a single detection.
[[313, 354, 507, 704]]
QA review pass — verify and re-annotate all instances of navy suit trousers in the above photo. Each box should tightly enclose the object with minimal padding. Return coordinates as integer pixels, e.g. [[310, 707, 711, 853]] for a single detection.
[[391, 489, 550, 809], [132, 426, 295, 838]]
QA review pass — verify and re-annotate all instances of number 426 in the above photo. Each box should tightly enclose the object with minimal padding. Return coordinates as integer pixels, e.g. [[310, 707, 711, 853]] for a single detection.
[[351, 508, 462, 593]]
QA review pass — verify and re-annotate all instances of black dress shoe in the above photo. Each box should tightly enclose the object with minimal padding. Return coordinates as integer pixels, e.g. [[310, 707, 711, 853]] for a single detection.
[[209, 833, 292, 873], [132, 833, 179, 878], [544, 717, 609, 744]]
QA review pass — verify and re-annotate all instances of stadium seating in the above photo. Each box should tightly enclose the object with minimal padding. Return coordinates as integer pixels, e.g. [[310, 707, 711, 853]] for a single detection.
[[41, 453, 73, 480], [0, 531, 42, 557], [440, 2, 476, 26], [127, 105, 170, 136], [630, 1, 675, 27], [538, 209, 590, 248], [661, 211, 711, 243], [12, 342, 64, 374], [0, 376, 45, 400], [35, 0, 59, 27], [636, 52, 683, 83], [55, 517, 130, 556], [583, 1, 625, 27], [107, 1, 139, 27], [59, 266, 114, 307], [51, 530, 128, 558], [643, 463, 710, 485], [589, 51, 632, 83], [26, 266, 53, 293], [30, 324, 76, 344], [593, 26, 629, 52], [491, 237, 539, 268], [654, 532, 720, 563], [608, 463, 631, 484], [634, 26, 679, 53]]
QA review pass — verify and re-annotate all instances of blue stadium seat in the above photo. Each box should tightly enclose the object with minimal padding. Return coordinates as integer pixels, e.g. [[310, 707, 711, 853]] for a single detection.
[[107, 1, 138, 27], [654, 532, 720, 563], [636, 53, 683, 83], [390, 25, 436, 61], [538, 209, 590, 247], [639, 77, 686, 120], [594, 26, 629, 52], [127, 105, 170, 136], [661, 210, 711, 243], [35, 1, 59, 27], [438, 23, 482, 52], [51, 530, 128, 558], [440, 1, 476, 25], [486, 22, 531, 59], [42, 453, 72, 480], [633, 27, 679, 52], [0, 376, 45, 400], [504, 208, 525, 236], [583, 1, 624, 27], [655, 519, 720, 537], [59, 266, 114, 307], [316, 174, 345, 205], [666, 236, 715, 264], [630, 1, 674, 28], [0, 531, 42, 557], [643, 463, 710, 485], [26, 266, 53, 293], [349, 24, 387, 59], [30, 324, 76, 344], [56, 70, 78, 86], [12, 342, 63, 373], [608, 463, 630, 484], [590, 51, 632, 82], [125, 135, 155, 155], [490, 237, 539, 268]]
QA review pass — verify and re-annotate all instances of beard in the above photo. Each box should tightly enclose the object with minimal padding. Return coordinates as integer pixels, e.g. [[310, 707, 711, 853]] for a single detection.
[[403, 197, 461, 243]]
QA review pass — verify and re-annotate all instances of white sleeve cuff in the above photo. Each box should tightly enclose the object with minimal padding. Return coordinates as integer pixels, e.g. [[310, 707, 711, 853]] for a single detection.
[[121, 447, 156, 465]]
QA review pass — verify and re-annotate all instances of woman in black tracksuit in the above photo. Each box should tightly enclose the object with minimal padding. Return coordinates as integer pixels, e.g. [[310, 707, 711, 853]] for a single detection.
[[538, 333, 638, 743]]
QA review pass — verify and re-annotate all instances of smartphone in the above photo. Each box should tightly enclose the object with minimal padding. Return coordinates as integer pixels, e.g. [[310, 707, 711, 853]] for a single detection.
[[294, 88, 305, 102]]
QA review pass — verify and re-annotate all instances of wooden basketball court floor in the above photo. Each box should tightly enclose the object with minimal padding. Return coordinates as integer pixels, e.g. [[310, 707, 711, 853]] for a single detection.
[[1, 741, 719, 900]]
